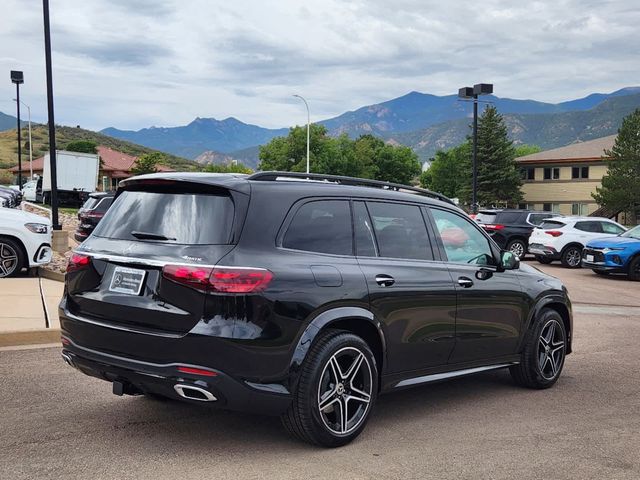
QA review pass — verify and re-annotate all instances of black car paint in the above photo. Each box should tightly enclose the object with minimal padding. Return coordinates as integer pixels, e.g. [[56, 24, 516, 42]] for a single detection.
[[481, 209, 554, 251], [60, 173, 573, 415]]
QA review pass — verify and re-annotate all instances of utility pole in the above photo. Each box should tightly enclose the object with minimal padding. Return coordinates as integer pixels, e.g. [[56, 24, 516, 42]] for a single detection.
[[10, 71, 24, 188], [293, 94, 310, 174]]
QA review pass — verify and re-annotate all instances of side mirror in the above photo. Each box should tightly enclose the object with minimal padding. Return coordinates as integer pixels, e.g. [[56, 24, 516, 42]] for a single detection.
[[500, 250, 520, 271]]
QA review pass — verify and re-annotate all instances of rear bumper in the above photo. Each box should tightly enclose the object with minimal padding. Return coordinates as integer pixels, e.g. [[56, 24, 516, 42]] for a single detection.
[[60, 335, 292, 415], [528, 243, 560, 259]]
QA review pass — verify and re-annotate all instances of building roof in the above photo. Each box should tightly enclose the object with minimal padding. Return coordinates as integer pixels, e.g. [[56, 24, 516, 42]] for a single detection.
[[9, 146, 174, 174], [516, 135, 617, 164]]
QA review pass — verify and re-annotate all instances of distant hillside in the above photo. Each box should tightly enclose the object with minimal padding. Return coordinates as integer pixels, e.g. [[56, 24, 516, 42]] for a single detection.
[[388, 93, 640, 160], [102, 117, 288, 159], [0, 111, 26, 132], [0, 125, 199, 171]]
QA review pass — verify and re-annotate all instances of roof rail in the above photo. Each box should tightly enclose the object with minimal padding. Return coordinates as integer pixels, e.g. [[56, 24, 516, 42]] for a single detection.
[[248, 171, 454, 205]]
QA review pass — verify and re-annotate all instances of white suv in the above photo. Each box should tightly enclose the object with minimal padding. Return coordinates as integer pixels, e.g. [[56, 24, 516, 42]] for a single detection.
[[529, 216, 626, 268], [0, 208, 53, 277]]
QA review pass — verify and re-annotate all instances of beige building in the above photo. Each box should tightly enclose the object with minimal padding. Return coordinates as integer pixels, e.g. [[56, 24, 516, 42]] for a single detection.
[[515, 135, 616, 216]]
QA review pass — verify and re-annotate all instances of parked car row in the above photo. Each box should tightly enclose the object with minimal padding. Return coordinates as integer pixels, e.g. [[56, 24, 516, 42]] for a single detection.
[[582, 225, 640, 281], [74, 192, 114, 242], [0, 185, 23, 208], [0, 206, 52, 277]]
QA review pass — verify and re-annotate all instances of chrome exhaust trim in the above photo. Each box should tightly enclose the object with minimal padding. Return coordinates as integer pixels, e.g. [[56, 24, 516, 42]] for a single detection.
[[173, 384, 217, 402], [61, 352, 74, 368]]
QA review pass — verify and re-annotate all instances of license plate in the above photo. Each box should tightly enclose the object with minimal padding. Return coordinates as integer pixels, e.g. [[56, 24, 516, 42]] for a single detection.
[[586, 254, 594, 262], [109, 266, 146, 295]]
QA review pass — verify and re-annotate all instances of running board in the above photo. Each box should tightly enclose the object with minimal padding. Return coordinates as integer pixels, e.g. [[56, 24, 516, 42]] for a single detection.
[[395, 363, 517, 388]]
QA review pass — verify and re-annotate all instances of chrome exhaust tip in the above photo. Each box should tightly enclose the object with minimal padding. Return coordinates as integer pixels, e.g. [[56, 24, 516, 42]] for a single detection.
[[61, 352, 74, 368], [173, 384, 217, 402]]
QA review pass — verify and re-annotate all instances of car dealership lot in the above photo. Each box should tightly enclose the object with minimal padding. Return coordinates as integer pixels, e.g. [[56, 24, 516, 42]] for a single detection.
[[1, 262, 639, 480]]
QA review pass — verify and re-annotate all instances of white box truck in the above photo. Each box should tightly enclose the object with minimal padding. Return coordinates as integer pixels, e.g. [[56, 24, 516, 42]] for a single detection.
[[37, 150, 100, 207]]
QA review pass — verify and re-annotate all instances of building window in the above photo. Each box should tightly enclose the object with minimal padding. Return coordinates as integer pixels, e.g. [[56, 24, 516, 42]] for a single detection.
[[543, 167, 560, 180], [521, 167, 535, 180], [572, 203, 589, 216], [572, 166, 589, 179], [543, 203, 561, 213]]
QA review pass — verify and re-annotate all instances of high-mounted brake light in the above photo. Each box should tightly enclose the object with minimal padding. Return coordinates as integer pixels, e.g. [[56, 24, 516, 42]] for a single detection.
[[66, 253, 91, 273], [545, 230, 564, 237], [162, 265, 273, 294]]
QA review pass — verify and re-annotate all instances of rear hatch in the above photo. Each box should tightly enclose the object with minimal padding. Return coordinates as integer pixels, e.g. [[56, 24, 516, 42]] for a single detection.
[[530, 219, 567, 247], [65, 180, 248, 335]]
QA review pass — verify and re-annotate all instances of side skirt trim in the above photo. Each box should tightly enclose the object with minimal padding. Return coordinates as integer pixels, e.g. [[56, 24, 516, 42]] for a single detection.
[[394, 362, 518, 388]]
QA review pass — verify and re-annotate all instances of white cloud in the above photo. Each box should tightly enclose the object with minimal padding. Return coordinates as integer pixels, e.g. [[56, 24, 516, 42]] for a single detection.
[[0, 0, 638, 130]]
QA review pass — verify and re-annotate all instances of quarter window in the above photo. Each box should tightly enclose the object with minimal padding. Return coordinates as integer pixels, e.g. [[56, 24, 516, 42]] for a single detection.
[[282, 200, 353, 255], [366, 202, 433, 260], [430, 208, 494, 265]]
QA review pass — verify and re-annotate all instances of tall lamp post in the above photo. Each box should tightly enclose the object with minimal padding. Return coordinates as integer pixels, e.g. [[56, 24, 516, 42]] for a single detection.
[[293, 94, 310, 174], [458, 83, 493, 214], [43, 0, 60, 230], [10, 71, 24, 188], [14, 98, 33, 179]]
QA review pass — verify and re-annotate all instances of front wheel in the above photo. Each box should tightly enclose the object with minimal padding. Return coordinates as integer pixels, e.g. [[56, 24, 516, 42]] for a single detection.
[[628, 257, 640, 281], [281, 330, 378, 447], [0, 238, 24, 278], [510, 309, 567, 389]]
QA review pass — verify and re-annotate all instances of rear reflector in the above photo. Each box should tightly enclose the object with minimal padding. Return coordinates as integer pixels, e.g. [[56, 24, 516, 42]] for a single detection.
[[545, 230, 564, 237], [67, 253, 91, 272], [177, 366, 218, 377], [162, 265, 273, 294]]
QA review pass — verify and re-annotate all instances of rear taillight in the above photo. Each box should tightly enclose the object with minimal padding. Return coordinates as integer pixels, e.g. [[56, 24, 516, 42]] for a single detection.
[[162, 265, 273, 294], [84, 212, 105, 219], [484, 224, 505, 231], [545, 230, 563, 237], [66, 253, 91, 273]]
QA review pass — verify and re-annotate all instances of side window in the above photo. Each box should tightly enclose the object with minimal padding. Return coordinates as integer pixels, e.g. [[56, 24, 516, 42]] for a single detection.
[[282, 200, 353, 255], [430, 208, 494, 265], [353, 202, 376, 256], [601, 222, 625, 234], [366, 202, 433, 260], [575, 221, 602, 233]]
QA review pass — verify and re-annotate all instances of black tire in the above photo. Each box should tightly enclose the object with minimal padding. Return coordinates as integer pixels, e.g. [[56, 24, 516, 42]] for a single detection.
[[510, 309, 567, 389], [536, 255, 553, 265], [281, 329, 378, 447], [628, 256, 640, 281], [560, 245, 582, 268], [0, 237, 25, 278], [592, 269, 609, 276], [507, 239, 527, 259]]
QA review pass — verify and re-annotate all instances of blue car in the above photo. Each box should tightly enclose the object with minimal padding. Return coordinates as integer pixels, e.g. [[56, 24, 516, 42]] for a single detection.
[[582, 225, 640, 280]]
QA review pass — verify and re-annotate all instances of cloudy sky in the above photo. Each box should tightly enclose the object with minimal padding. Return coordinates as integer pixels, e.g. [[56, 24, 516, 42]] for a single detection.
[[0, 0, 638, 131]]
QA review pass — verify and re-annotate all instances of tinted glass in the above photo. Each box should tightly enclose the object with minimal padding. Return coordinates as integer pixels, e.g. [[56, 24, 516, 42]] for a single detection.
[[353, 202, 376, 256], [495, 211, 524, 224], [539, 220, 566, 229], [528, 213, 553, 226], [93, 191, 235, 244], [475, 211, 498, 224], [95, 197, 114, 212], [283, 200, 352, 255], [431, 208, 493, 265], [81, 197, 98, 210], [367, 202, 432, 260], [601, 222, 625, 234], [575, 221, 602, 233]]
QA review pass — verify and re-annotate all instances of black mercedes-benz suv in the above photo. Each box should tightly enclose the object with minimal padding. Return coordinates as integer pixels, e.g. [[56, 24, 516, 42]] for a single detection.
[[60, 172, 573, 447]]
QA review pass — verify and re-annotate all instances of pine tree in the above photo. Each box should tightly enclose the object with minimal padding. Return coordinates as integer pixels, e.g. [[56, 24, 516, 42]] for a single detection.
[[592, 109, 640, 221], [460, 106, 523, 207]]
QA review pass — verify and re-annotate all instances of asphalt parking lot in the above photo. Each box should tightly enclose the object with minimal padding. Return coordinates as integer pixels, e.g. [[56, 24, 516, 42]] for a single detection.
[[1, 261, 639, 480]]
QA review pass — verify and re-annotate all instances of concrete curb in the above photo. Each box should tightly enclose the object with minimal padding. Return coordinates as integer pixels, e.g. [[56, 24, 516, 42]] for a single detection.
[[0, 329, 61, 348], [38, 268, 65, 282]]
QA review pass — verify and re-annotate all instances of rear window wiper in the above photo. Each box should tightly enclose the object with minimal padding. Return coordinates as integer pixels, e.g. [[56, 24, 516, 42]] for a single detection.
[[131, 230, 177, 241]]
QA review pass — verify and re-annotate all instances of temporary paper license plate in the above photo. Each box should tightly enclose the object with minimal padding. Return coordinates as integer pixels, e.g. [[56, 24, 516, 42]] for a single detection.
[[109, 266, 146, 295], [585, 255, 594, 262]]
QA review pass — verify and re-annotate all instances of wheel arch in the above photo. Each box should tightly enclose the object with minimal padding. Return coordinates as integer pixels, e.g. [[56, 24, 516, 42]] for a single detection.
[[289, 307, 387, 388], [560, 242, 584, 255], [0, 234, 28, 271], [526, 297, 573, 354]]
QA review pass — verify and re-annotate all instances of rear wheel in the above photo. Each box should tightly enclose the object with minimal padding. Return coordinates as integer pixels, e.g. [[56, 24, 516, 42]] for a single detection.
[[507, 239, 527, 259], [0, 238, 24, 278], [536, 256, 553, 265], [510, 309, 567, 389], [281, 330, 378, 447], [628, 257, 640, 281], [560, 245, 582, 268]]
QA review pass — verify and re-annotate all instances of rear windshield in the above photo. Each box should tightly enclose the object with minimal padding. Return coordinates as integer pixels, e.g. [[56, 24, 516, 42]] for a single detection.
[[538, 220, 566, 229], [475, 212, 498, 224], [81, 197, 98, 210], [494, 212, 524, 224], [92, 191, 235, 244], [94, 197, 114, 212]]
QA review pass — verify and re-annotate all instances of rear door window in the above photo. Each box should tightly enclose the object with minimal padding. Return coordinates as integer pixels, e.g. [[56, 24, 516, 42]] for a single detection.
[[575, 221, 603, 233], [282, 200, 353, 255], [366, 202, 433, 260], [495, 211, 524, 224], [93, 190, 235, 244]]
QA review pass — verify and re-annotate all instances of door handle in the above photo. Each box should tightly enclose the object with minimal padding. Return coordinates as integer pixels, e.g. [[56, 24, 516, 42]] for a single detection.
[[375, 274, 395, 287], [457, 277, 474, 288]]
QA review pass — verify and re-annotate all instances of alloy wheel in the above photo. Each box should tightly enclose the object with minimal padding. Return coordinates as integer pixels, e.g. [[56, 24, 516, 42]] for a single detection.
[[566, 248, 581, 267], [317, 346, 373, 435], [509, 241, 525, 258], [0, 242, 19, 278], [538, 319, 565, 380]]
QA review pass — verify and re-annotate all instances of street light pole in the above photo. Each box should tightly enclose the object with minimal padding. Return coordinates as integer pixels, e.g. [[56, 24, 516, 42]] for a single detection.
[[10, 71, 24, 188], [458, 83, 493, 214], [43, 0, 60, 230], [293, 94, 310, 174], [14, 99, 33, 179]]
